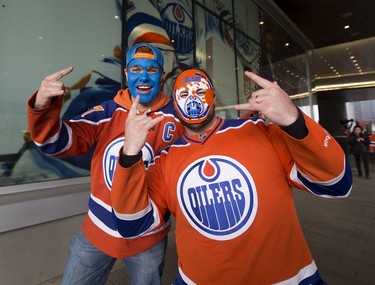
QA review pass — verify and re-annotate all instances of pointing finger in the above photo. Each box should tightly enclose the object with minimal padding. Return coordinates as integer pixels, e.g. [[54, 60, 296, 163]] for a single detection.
[[128, 95, 140, 119], [150, 115, 164, 130], [245, 71, 275, 89], [234, 101, 260, 112], [45, 66, 74, 81], [235, 102, 252, 111]]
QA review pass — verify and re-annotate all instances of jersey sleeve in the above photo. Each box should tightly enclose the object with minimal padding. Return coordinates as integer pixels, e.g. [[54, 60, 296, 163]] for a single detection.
[[111, 158, 169, 238], [271, 112, 352, 198], [27, 92, 99, 157]]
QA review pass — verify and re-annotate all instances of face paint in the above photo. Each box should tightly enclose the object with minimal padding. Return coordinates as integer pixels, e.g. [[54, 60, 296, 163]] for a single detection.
[[173, 69, 215, 124], [127, 58, 162, 104]]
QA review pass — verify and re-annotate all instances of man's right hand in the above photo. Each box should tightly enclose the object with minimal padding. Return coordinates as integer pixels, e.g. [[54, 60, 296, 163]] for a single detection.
[[34, 66, 74, 109], [123, 95, 164, 156]]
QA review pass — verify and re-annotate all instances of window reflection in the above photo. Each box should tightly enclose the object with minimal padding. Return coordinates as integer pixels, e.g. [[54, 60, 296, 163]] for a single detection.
[[0, 0, 121, 186], [0, 0, 312, 187]]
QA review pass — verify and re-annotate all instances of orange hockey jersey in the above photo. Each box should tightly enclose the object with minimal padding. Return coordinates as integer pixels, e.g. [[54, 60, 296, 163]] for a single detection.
[[370, 132, 375, 153], [111, 113, 352, 284], [27, 89, 184, 258]]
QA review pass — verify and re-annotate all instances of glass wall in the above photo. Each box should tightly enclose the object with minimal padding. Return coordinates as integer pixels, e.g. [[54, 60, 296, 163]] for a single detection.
[[0, 0, 122, 186], [0, 0, 311, 188], [195, 1, 262, 118], [257, 11, 309, 96]]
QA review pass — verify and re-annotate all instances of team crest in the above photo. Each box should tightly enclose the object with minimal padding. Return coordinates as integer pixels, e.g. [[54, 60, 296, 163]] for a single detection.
[[177, 155, 258, 240], [103, 137, 154, 190]]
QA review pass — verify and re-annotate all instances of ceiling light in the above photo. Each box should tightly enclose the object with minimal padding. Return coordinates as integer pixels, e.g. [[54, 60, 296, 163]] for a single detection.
[[344, 25, 350, 29], [341, 12, 353, 18], [314, 81, 375, 92]]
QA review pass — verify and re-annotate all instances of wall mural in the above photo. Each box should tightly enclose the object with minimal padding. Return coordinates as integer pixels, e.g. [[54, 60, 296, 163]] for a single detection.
[[0, 0, 260, 186]]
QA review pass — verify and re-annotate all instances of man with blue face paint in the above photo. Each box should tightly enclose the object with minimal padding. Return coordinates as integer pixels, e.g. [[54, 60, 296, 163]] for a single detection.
[[126, 44, 164, 105], [27, 43, 184, 285]]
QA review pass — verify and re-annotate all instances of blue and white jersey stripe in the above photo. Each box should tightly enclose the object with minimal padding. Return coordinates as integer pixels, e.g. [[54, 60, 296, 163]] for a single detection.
[[290, 156, 352, 198], [90, 193, 169, 239]]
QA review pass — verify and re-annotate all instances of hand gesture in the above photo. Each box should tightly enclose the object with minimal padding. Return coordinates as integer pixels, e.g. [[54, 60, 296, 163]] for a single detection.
[[235, 71, 298, 126], [123, 96, 164, 155], [34, 66, 74, 109]]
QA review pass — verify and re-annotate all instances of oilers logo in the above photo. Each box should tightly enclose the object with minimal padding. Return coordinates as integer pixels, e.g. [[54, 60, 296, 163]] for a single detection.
[[185, 96, 205, 118], [158, 1, 193, 59], [103, 137, 155, 190], [177, 155, 258, 240]]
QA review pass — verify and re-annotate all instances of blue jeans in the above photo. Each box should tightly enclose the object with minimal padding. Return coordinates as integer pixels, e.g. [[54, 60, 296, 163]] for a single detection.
[[61, 230, 167, 285]]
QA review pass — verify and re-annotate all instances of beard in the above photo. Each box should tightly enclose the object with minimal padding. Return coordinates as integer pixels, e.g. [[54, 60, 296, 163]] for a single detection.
[[179, 107, 216, 133]]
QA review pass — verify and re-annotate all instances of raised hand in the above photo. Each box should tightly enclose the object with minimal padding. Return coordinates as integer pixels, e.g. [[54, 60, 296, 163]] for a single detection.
[[123, 95, 164, 155], [34, 66, 74, 109], [235, 71, 298, 126]]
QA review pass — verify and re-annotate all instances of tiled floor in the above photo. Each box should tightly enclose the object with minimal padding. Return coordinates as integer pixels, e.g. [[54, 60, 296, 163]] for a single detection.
[[39, 158, 375, 285]]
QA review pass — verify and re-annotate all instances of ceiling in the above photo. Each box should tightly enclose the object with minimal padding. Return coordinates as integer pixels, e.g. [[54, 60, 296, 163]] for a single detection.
[[272, 0, 375, 83]]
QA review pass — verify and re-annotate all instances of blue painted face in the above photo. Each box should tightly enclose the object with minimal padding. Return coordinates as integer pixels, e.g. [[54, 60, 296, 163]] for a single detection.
[[127, 58, 162, 104]]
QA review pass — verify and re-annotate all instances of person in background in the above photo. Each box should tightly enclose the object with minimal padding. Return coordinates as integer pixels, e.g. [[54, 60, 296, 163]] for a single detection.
[[349, 125, 370, 179], [27, 43, 183, 285], [110, 68, 353, 284]]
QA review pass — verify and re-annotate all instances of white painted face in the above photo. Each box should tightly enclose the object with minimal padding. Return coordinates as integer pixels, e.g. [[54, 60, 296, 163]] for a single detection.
[[173, 69, 215, 124]]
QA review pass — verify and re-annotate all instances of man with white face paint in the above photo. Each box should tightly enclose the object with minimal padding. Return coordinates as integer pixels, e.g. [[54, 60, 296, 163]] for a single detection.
[[27, 43, 184, 285], [111, 68, 352, 284], [172, 70, 216, 133]]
